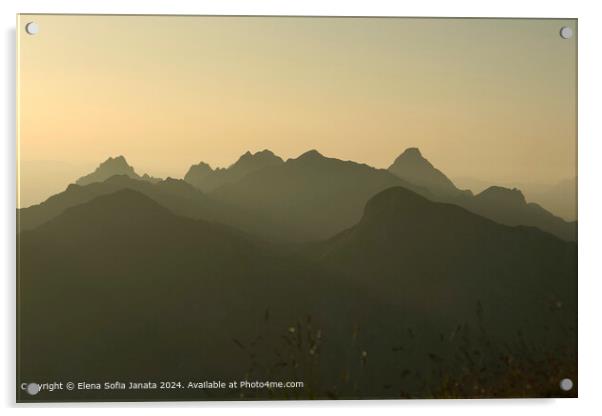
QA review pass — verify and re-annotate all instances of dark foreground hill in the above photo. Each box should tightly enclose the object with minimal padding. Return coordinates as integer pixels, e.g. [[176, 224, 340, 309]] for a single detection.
[[18, 187, 576, 401], [317, 187, 576, 325]]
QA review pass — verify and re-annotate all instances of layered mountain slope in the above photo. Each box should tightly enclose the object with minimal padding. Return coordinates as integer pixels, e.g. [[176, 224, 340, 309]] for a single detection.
[[18, 187, 577, 400], [18, 190, 270, 385], [317, 186, 576, 342], [20, 175, 213, 232], [18, 187, 577, 399], [18, 175, 297, 240], [17, 190, 359, 398], [321, 187, 575, 296]]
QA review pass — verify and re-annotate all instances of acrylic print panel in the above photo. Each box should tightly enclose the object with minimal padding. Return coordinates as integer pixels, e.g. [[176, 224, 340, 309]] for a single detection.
[[16, 15, 577, 402]]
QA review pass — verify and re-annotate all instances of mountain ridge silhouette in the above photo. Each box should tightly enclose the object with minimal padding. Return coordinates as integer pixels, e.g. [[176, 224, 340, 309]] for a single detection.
[[20, 149, 577, 241]]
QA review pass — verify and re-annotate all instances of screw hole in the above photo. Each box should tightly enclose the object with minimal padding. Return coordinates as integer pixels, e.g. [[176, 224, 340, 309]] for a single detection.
[[26, 383, 40, 395], [559, 378, 573, 391], [25, 22, 39, 35], [560, 26, 573, 39]]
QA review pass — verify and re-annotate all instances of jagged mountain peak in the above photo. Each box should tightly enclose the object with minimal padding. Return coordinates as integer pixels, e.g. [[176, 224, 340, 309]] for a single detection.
[[76, 156, 138, 186], [104, 155, 128, 164], [184, 150, 283, 192], [391, 147, 434, 168], [234, 149, 283, 166], [184, 162, 214, 182], [98, 155, 134, 171], [75, 156, 162, 186], [189, 161, 213, 171], [388, 147, 458, 196], [400, 147, 424, 158]]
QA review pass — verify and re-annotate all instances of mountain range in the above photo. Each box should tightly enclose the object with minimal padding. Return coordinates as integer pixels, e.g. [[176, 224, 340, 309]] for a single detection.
[[17, 148, 577, 400], [20, 149, 576, 242], [18, 185, 576, 400]]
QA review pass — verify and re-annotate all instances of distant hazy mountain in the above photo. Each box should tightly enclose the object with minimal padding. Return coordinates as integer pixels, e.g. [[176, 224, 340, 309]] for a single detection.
[[18, 160, 94, 209], [18, 187, 576, 400], [387, 148, 576, 241], [524, 178, 577, 222], [185, 150, 284, 192], [211, 149, 428, 241], [453, 176, 577, 222], [388, 148, 471, 198], [76, 156, 161, 186], [462, 186, 577, 241]]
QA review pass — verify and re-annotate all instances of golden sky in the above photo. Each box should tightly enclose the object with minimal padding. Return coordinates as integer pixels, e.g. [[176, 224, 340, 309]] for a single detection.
[[17, 15, 577, 207]]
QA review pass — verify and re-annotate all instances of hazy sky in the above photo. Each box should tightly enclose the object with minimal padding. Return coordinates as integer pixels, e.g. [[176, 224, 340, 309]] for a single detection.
[[18, 15, 576, 207]]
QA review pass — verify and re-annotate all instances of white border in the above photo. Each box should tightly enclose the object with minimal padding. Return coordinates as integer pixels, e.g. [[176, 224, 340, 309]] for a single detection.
[[2, 1, 601, 415]]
